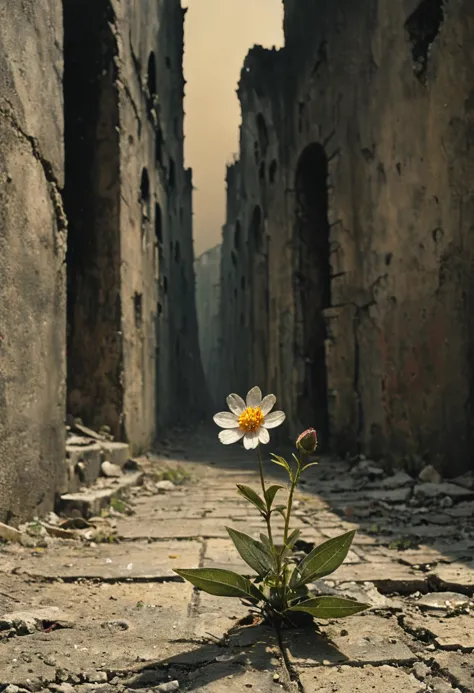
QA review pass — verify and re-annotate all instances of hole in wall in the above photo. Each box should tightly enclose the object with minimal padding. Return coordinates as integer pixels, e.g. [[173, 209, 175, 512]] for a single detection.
[[231, 249, 237, 267], [234, 221, 241, 251], [133, 292, 143, 328], [253, 141, 260, 165], [269, 159, 277, 183], [155, 203, 163, 245], [385, 252, 393, 266], [156, 128, 163, 166], [140, 167, 150, 204], [163, 276, 168, 295], [147, 52, 157, 101], [405, 0, 445, 84], [256, 113, 269, 158], [259, 162, 265, 182], [169, 157, 175, 190]]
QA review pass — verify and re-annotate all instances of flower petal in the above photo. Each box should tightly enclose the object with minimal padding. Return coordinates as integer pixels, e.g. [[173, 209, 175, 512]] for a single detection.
[[226, 393, 246, 416], [263, 411, 286, 429], [213, 412, 240, 428], [258, 427, 270, 445], [260, 394, 276, 416], [246, 386, 262, 408], [218, 428, 245, 445], [243, 430, 260, 449]]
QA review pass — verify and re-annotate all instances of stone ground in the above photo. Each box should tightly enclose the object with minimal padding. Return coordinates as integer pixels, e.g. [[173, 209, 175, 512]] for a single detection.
[[1, 426, 474, 693]]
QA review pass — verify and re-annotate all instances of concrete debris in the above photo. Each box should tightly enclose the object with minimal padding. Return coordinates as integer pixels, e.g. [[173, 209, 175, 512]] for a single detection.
[[0, 521, 25, 544], [419, 465, 442, 484], [101, 461, 123, 478], [414, 482, 474, 501], [0, 607, 75, 635], [416, 592, 470, 612], [156, 480, 176, 492], [156, 683, 180, 692]]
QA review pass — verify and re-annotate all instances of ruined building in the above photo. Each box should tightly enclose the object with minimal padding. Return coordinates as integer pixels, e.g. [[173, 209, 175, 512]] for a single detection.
[[0, 0, 208, 523], [195, 245, 221, 407], [214, 0, 474, 475]]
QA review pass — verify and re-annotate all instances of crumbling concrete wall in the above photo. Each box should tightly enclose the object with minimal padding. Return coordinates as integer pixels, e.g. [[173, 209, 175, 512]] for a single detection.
[[220, 0, 474, 474], [195, 244, 221, 406], [65, 0, 208, 451], [0, 1, 67, 523]]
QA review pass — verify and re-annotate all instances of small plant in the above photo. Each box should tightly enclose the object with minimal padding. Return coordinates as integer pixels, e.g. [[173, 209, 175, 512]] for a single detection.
[[175, 387, 369, 626]]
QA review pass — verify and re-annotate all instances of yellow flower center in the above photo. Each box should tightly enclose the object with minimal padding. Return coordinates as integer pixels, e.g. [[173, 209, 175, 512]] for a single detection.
[[238, 406, 264, 432]]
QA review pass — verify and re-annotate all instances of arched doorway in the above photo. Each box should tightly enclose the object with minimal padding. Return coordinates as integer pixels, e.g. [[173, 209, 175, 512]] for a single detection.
[[294, 143, 330, 447]]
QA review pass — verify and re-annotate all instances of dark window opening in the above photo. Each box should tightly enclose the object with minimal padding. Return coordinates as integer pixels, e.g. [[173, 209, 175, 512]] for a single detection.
[[163, 276, 168, 295], [156, 128, 163, 166], [405, 0, 445, 84], [269, 159, 277, 183], [155, 203, 163, 245], [169, 157, 175, 190], [133, 292, 143, 328], [253, 141, 260, 165], [140, 167, 150, 203], [147, 52, 157, 102], [234, 221, 241, 251], [256, 113, 269, 158]]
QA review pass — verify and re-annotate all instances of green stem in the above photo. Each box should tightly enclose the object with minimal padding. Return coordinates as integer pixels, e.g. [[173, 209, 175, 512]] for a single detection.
[[257, 443, 274, 547], [284, 476, 297, 545]]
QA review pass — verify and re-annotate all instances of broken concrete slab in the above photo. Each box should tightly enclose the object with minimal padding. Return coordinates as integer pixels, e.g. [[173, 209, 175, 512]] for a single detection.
[[403, 611, 474, 649], [414, 482, 474, 501], [284, 615, 416, 667], [328, 563, 426, 593], [59, 471, 143, 518], [99, 441, 130, 469], [0, 606, 75, 634], [416, 592, 471, 612], [101, 461, 122, 478], [430, 561, 474, 590], [0, 522, 25, 545], [434, 652, 474, 692], [11, 540, 200, 581], [299, 665, 423, 693]]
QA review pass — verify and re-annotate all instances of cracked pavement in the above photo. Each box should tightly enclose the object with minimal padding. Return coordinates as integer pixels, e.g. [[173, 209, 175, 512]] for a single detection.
[[0, 427, 473, 692]]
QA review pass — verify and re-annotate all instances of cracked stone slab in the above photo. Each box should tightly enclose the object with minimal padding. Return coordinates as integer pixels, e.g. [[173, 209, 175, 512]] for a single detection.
[[429, 561, 474, 590], [309, 580, 404, 610], [329, 562, 426, 592], [284, 615, 416, 667], [403, 612, 474, 649], [179, 659, 282, 692], [0, 582, 203, 687], [9, 541, 201, 580], [299, 665, 424, 692], [414, 483, 474, 501], [434, 652, 474, 692]]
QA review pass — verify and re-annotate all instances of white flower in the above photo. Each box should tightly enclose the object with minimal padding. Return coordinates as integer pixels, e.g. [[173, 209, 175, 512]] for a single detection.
[[213, 386, 286, 449]]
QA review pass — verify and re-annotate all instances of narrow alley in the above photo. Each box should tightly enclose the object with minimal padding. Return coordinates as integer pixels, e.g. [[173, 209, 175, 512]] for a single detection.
[[0, 429, 473, 692]]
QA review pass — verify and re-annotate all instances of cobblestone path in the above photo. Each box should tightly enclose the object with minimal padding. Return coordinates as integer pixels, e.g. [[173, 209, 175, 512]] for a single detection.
[[0, 428, 473, 692]]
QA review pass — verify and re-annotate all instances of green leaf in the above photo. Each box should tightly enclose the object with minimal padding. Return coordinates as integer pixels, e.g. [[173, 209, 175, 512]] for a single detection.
[[272, 505, 287, 518], [292, 531, 356, 587], [301, 461, 319, 472], [270, 454, 293, 479], [236, 484, 266, 514], [226, 527, 274, 577], [286, 528, 301, 549], [174, 568, 263, 601], [265, 485, 285, 509], [289, 596, 369, 619]]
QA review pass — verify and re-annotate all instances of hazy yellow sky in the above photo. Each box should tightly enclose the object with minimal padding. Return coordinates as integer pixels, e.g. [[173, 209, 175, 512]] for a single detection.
[[182, 0, 284, 256]]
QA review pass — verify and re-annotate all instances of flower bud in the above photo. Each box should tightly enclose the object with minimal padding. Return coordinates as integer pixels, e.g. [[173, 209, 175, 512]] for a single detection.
[[296, 428, 318, 453]]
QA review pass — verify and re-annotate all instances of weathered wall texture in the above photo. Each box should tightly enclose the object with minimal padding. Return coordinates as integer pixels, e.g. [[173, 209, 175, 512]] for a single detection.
[[65, 0, 209, 452], [217, 0, 474, 475], [0, 1, 67, 522], [195, 244, 221, 406]]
